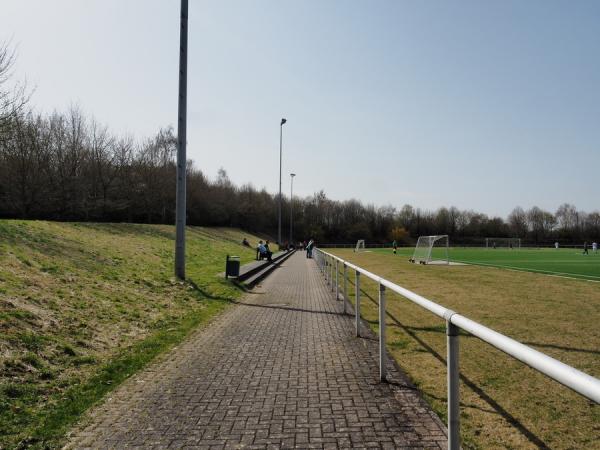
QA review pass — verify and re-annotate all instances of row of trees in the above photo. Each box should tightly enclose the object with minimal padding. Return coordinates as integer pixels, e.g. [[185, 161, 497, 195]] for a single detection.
[[1, 104, 598, 244], [390, 204, 600, 245], [1, 43, 598, 245]]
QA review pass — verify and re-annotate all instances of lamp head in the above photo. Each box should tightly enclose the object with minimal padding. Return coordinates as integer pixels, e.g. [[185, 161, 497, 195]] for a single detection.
[[281, 118, 287, 126]]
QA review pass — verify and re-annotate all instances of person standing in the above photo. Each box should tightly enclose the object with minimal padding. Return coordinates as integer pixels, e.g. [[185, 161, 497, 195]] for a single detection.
[[583, 241, 589, 255], [256, 240, 265, 260], [306, 239, 314, 258], [264, 240, 273, 261], [392, 240, 397, 254], [593, 242, 598, 253]]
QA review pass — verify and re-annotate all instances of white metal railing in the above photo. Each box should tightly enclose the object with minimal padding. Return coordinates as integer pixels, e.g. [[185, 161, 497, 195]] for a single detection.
[[313, 248, 600, 450]]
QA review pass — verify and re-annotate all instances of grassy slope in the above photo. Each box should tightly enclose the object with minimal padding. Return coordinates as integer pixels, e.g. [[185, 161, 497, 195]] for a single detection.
[[328, 248, 600, 450], [388, 247, 600, 281], [0, 221, 263, 449]]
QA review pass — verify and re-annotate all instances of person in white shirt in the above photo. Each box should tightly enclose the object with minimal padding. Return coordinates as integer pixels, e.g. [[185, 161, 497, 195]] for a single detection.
[[554, 241, 559, 250], [593, 242, 598, 253]]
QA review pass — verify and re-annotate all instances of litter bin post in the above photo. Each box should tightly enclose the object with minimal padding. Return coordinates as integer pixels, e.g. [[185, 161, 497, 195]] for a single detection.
[[225, 255, 241, 279]]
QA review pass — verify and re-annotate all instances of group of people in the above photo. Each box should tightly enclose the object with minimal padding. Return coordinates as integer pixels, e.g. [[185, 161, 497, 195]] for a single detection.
[[241, 237, 273, 261], [241, 237, 316, 261], [555, 241, 598, 254], [582, 241, 598, 255], [256, 240, 273, 261]]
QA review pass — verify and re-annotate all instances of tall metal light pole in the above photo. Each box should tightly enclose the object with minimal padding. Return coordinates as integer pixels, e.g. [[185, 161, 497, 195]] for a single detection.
[[278, 118, 286, 247], [289, 173, 296, 247], [175, 0, 188, 280]]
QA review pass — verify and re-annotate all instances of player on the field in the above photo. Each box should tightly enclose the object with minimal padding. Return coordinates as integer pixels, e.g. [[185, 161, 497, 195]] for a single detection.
[[392, 240, 397, 254], [593, 242, 598, 253], [583, 242, 589, 255], [555, 241, 559, 250]]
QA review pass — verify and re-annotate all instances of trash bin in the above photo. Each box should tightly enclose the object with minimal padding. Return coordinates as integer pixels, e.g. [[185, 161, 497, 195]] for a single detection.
[[225, 255, 240, 279]]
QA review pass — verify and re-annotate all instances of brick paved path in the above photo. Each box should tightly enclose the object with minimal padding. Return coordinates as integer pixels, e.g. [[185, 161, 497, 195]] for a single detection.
[[66, 253, 447, 449]]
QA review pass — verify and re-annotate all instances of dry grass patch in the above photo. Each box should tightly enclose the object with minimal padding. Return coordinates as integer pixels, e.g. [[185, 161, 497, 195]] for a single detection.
[[328, 248, 599, 450]]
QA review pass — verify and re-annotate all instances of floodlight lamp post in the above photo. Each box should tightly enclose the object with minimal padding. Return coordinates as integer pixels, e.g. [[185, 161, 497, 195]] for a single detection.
[[289, 173, 296, 247], [175, 0, 188, 280], [278, 118, 287, 248]]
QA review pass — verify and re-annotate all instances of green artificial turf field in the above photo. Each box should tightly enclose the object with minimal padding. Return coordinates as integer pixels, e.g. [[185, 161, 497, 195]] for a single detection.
[[371, 247, 600, 281]]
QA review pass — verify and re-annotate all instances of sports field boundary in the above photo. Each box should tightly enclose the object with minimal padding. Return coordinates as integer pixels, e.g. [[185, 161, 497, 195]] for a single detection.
[[450, 259, 600, 282], [353, 246, 600, 282], [315, 248, 600, 450]]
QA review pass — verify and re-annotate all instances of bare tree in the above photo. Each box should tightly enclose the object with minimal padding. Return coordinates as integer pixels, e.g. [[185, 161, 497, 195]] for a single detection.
[[585, 212, 600, 239], [86, 118, 118, 217], [508, 206, 528, 237], [0, 41, 29, 136], [555, 203, 579, 231], [134, 127, 176, 222]]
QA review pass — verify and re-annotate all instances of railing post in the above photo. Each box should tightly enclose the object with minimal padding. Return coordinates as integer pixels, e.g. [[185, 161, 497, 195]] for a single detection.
[[355, 271, 360, 337], [379, 283, 386, 382], [343, 263, 348, 314], [446, 317, 460, 450], [335, 259, 339, 296], [330, 256, 334, 291]]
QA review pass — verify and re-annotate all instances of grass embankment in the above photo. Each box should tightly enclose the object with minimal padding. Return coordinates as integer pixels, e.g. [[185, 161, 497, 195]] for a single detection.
[[0, 221, 263, 449], [328, 248, 600, 450]]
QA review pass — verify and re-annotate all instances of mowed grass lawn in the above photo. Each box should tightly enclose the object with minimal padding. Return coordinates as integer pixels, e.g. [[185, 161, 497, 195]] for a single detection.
[[326, 248, 600, 450], [0, 220, 264, 449], [384, 246, 600, 281]]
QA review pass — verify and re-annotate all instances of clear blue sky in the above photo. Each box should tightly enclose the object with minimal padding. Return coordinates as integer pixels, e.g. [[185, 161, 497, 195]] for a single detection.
[[2, 0, 599, 217]]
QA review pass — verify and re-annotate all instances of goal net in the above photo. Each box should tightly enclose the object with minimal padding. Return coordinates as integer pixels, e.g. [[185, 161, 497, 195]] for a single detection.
[[354, 240, 366, 252], [485, 238, 521, 249], [409, 235, 449, 265]]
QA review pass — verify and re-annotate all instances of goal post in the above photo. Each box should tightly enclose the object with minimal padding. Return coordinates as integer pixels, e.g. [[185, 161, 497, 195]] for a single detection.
[[354, 240, 366, 252], [485, 238, 521, 249], [409, 235, 449, 265]]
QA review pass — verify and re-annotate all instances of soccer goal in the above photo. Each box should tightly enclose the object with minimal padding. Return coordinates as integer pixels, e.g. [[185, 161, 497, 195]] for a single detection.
[[409, 235, 449, 265], [485, 238, 521, 249], [354, 240, 366, 252]]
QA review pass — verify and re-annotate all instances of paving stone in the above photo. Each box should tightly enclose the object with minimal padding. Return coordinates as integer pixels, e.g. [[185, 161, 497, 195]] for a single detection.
[[66, 254, 447, 449]]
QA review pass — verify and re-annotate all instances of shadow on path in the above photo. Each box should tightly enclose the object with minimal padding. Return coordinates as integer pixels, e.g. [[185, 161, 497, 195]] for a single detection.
[[188, 279, 348, 317], [522, 341, 600, 357], [194, 265, 550, 448], [385, 321, 599, 356], [352, 282, 551, 450]]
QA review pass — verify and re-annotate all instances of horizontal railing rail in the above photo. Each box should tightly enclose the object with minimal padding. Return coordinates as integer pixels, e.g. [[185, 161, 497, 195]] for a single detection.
[[319, 243, 590, 249], [313, 248, 600, 450]]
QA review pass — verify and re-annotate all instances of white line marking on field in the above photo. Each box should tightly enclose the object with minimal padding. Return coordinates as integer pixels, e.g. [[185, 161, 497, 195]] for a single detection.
[[450, 260, 600, 282]]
